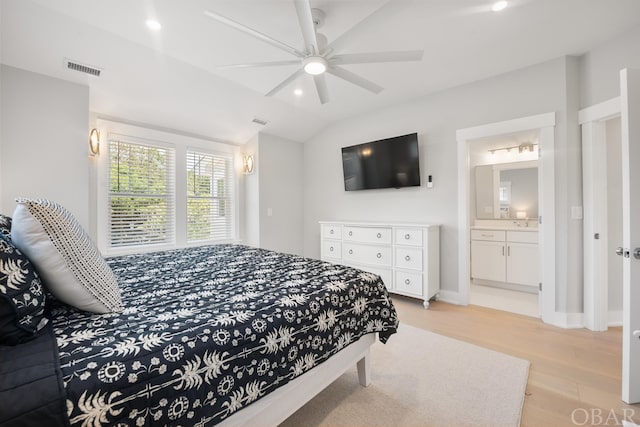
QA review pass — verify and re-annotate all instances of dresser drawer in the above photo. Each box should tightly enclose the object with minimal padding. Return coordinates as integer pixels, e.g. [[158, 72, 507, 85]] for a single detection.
[[471, 229, 506, 242], [507, 231, 538, 244], [343, 226, 392, 244], [395, 247, 423, 270], [343, 243, 392, 267], [322, 240, 342, 259], [395, 228, 423, 246], [395, 270, 423, 297], [322, 224, 342, 239]]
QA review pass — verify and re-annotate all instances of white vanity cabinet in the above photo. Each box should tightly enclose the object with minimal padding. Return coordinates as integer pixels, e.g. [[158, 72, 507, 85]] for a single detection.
[[471, 228, 538, 290], [320, 221, 440, 309], [505, 231, 539, 287]]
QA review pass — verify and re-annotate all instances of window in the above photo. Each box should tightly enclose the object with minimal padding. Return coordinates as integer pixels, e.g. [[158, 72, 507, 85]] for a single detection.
[[108, 140, 175, 248], [186, 150, 234, 242], [100, 121, 239, 254]]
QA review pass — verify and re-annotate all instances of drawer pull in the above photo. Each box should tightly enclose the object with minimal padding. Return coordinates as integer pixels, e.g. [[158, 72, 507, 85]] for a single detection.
[[377, 232, 382, 238], [405, 234, 410, 240], [376, 253, 382, 258], [349, 231, 353, 236], [349, 249, 353, 255], [481, 233, 493, 238], [330, 229, 334, 234], [329, 246, 334, 252], [405, 279, 411, 285], [405, 255, 411, 261]]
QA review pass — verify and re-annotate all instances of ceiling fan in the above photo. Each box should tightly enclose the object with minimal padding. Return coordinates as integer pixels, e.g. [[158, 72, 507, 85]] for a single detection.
[[204, 0, 423, 104]]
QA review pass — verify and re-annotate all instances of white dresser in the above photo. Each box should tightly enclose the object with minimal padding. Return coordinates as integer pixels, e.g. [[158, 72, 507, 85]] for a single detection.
[[319, 221, 440, 309]]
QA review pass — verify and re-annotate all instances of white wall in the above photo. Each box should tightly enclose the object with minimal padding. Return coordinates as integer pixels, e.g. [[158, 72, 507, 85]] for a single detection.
[[303, 56, 584, 313], [580, 25, 640, 108], [242, 132, 304, 255], [258, 133, 303, 255], [0, 65, 90, 228], [242, 135, 260, 247]]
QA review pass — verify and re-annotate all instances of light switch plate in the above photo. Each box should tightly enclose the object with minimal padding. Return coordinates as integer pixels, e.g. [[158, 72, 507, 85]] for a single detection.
[[571, 206, 583, 220]]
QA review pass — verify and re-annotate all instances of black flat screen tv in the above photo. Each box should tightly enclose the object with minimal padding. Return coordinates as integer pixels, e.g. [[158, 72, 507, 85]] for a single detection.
[[342, 133, 420, 191]]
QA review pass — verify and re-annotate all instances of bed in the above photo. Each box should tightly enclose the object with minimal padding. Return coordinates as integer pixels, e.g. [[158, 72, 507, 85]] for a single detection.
[[1, 243, 398, 427]]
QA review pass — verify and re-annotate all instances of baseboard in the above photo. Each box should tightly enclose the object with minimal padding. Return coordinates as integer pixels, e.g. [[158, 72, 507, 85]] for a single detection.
[[436, 290, 465, 305], [553, 312, 585, 329], [608, 310, 623, 327]]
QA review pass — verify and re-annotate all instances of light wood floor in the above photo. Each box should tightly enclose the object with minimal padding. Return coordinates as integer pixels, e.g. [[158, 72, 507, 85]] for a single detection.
[[392, 296, 640, 427]]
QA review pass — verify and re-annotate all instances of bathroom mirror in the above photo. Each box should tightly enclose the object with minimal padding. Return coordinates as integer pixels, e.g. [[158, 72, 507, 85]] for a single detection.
[[475, 160, 538, 220]]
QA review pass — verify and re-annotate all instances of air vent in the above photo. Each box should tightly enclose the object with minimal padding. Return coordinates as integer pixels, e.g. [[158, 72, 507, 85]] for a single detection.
[[252, 117, 268, 126], [65, 58, 102, 77]]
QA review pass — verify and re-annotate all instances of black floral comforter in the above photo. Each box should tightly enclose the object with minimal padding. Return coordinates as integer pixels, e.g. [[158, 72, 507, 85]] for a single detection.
[[49, 244, 398, 427]]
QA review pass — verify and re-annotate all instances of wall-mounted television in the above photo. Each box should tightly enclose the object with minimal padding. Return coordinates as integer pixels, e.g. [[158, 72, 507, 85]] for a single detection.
[[342, 133, 420, 191]]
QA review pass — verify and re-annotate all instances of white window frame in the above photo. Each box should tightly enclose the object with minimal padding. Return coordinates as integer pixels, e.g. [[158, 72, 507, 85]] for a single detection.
[[107, 138, 176, 249], [96, 119, 240, 256], [186, 149, 235, 243]]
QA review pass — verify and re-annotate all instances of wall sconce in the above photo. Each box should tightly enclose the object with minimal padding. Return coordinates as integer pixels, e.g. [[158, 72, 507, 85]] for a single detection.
[[89, 128, 100, 156], [243, 154, 255, 174]]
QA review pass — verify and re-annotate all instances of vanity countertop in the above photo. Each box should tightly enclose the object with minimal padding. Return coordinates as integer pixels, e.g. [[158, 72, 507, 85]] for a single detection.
[[472, 225, 538, 232]]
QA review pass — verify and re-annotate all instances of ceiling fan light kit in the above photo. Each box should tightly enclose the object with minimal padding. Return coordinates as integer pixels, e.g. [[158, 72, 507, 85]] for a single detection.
[[205, 0, 424, 104], [303, 56, 327, 75]]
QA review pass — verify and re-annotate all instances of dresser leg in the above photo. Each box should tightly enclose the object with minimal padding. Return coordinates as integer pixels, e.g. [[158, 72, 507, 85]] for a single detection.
[[423, 300, 430, 310]]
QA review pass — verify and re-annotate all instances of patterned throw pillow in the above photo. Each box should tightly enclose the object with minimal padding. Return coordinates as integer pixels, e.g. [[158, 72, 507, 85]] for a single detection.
[[11, 199, 122, 314], [0, 214, 11, 238], [0, 233, 48, 345]]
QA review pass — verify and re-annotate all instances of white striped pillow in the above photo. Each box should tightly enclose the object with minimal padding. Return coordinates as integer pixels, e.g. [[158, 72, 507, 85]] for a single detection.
[[11, 199, 122, 313]]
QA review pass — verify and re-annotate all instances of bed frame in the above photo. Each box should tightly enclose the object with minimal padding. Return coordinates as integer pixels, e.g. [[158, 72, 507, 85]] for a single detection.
[[218, 333, 376, 427]]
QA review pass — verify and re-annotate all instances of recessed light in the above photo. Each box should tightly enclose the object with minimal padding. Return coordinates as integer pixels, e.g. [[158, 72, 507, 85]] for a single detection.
[[492, 1, 508, 11], [146, 19, 162, 31], [294, 89, 303, 96]]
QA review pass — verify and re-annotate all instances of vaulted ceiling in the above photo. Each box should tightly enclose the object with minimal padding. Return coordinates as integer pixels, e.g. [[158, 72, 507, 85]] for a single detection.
[[2, 0, 640, 144]]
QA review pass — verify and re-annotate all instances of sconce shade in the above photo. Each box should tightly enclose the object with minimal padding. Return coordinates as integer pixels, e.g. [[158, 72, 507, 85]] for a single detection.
[[89, 128, 100, 156], [243, 155, 255, 174]]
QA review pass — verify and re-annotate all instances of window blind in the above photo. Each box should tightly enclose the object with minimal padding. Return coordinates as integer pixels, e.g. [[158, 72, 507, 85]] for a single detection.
[[108, 140, 175, 248], [186, 150, 234, 242]]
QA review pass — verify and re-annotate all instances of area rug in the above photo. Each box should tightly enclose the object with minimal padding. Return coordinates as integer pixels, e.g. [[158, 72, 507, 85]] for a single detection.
[[280, 323, 530, 427]]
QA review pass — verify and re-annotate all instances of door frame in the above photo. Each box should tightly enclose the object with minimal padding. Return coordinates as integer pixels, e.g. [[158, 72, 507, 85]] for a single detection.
[[456, 112, 556, 325], [579, 97, 621, 331]]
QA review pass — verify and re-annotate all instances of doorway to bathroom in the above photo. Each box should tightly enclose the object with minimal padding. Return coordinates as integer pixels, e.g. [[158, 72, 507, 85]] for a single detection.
[[457, 113, 556, 324]]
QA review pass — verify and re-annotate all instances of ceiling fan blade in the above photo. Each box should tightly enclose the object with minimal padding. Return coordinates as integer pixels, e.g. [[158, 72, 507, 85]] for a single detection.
[[204, 10, 305, 58], [326, 0, 406, 55], [313, 74, 329, 104], [218, 60, 301, 70], [265, 68, 306, 97], [293, 0, 318, 54], [330, 50, 424, 65], [327, 66, 383, 94]]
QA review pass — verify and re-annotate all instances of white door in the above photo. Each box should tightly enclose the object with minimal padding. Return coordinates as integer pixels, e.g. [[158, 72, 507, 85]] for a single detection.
[[620, 68, 640, 404]]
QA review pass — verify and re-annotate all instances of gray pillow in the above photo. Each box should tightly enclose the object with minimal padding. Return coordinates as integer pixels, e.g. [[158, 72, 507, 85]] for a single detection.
[[11, 199, 122, 314]]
